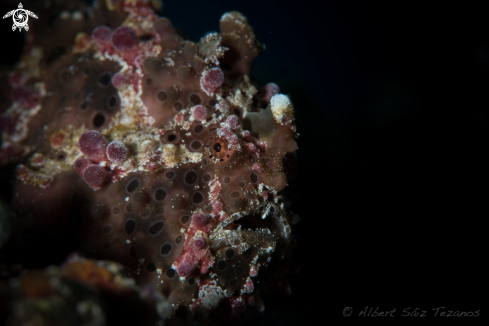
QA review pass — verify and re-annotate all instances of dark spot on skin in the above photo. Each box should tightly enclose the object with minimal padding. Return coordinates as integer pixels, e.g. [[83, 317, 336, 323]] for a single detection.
[[139, 34, 153, 42], [250, 173, 258, 183], [217, 260, 227, 271], [185, 171, 197, 185], [93, 114, 105, 127], [173, 101, 182, 110], [225, 248, 235, 258], [155, 189, 167, 201], [190, 94, 201, 104], [127, 179, 139, 193], [192, 192, 204, 204], [191, 141, 201, 150], [157, 90, 167, 102], [148, 222, 165, 237], [166, 268, 175, 278], [161, 243, 172, 255], [220, 62, 231, 71], [125, 220, 136, 234], [107, 95, 117, 109], [98, 72, 112, 87]]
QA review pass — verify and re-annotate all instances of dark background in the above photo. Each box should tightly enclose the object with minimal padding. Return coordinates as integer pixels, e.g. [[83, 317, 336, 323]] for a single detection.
[[1, 0, 487, 324]]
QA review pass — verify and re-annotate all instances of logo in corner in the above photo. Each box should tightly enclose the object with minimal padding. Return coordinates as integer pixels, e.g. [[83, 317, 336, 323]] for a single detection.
[[3, 3, 38, 32]]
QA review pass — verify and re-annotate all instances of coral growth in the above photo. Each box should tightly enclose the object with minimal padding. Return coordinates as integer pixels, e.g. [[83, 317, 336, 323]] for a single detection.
[[0, 0, 299, 324]]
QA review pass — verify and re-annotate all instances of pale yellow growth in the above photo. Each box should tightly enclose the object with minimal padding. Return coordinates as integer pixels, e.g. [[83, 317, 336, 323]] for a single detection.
[[160, 144, 202, 168], [270, 94, 295, 125], [45, 124, 85, 170], [16, 164, 53, 189], [111, 75, 141, 128], [20, 124, 85, 179], [224, 75, 256, 112], [105, 123, 202, 172], [107, 126, 159, 170], [198, 32, 228, 65]]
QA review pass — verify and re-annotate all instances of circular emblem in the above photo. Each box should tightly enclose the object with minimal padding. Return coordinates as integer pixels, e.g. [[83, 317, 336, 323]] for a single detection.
[[13, 9, 28, 28], [2, 3, 38, 32]]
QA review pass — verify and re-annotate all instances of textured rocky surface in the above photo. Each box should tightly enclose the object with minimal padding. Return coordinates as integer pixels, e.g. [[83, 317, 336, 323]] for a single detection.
[[1, 256, 170, 326], [0, 0, 299, 324]]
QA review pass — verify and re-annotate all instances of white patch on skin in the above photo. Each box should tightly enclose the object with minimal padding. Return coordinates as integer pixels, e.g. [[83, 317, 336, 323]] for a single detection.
[[224, 75, 256, 111], [270, 94, 295, 125], [198, 284, 231, 310]]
